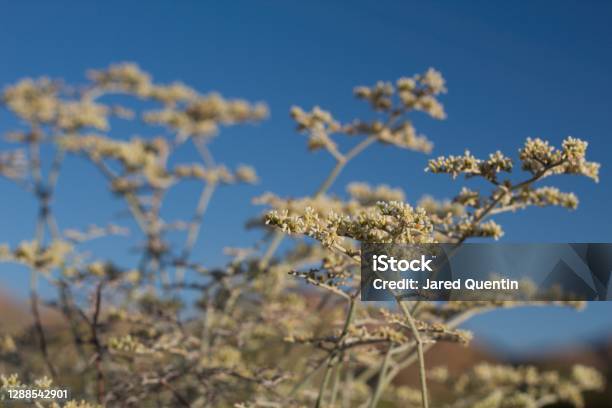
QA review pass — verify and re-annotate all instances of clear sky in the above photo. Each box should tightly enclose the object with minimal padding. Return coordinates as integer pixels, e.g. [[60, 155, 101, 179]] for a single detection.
[[1, 1, 611, 354]]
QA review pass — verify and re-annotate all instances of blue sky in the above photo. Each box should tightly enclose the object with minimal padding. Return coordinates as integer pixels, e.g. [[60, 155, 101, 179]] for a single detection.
[[0, 1, 611, 354]]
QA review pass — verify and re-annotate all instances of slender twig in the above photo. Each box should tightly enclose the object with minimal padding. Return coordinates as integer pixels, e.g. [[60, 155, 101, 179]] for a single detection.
[[181, 181, 217, 260], [397, 301, 429, 408], [292, 274, 352, 300], [90, 282, 106, 404], [315, 136, 376, 198], [368, 345, 393, 408], [176, 138, 219, 282], [315, 355, 335, 408], [30, 275, 57, 378], [58, 281, 87, 359], [328, 356, 343, 407], [313, 295, 357, 406]]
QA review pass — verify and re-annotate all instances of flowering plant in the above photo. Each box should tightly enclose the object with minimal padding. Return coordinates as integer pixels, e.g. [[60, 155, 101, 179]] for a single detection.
[[0, 64, 604, 407]]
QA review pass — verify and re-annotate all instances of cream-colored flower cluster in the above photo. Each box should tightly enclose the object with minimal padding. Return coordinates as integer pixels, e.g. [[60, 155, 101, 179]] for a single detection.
[[342, 119, 433, 153], [370, 122, 434, 153], [3, 79, 112, 132], [1, 240, 72, 271], [454, 218, 505, 240], [144, 92, 268, 138], [290, 106, 342, 154], [255, 182, 406, 224], [440, 363, 604, 408], [520, 137, 600, 182], [254, 192, 357, 217], [0, 334, 16, 354], [87, 63, 152, 95], [266, 201, 434, 247], [511, 186, 579, 210], [148, 82, 198, 105], [355, 68, 446, 119], [417, 195, 465, 219], [427, 149, 513, 181], [174, 163, 258, 184], [291, 68, 444, 159], [60, 134, 167, 169], [381, 309, 472, 345], [55, 100, 110, 131], [59, 134, 173, 189], [2, 78, 59, 123], [347, 182, 406, 206], [453, 187, 481, 207], [107, 334, 148, 354], [3, 63, 268, 146], [0, 150, 26, 180], [422, 136, 600, 244]]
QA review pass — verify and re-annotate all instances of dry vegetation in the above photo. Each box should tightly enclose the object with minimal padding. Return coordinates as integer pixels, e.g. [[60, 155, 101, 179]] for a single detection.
[[0, 64, 606, 407]]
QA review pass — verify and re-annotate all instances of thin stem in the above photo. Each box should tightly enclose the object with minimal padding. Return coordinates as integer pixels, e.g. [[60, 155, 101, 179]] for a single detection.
[[176, 181, 217, 282], [175, 138, 219, 282], [314, 136, 376, 198], [315, 159, 347, 199], [368, 345, 393, 408], [344, 135, 377, 164], [90, 282, 106, 403], [329, 357, 343, 407], [294, 274, 352, 300], [342, 367, 354, 408], [259, 230, 284, 268], [124, 192, 150, 235], [30, 271, 57, 378], [193, 137, 216, 168], [313, 296, 356, 407], [397, 301, 429, 408], [315, 355, 335, 408], [58, 282, 87, 360], [183, 182, 217, 257]]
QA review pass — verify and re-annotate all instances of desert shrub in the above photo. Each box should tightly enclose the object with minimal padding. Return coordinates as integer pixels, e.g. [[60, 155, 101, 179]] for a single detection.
[[0, 64, 605, 407]]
